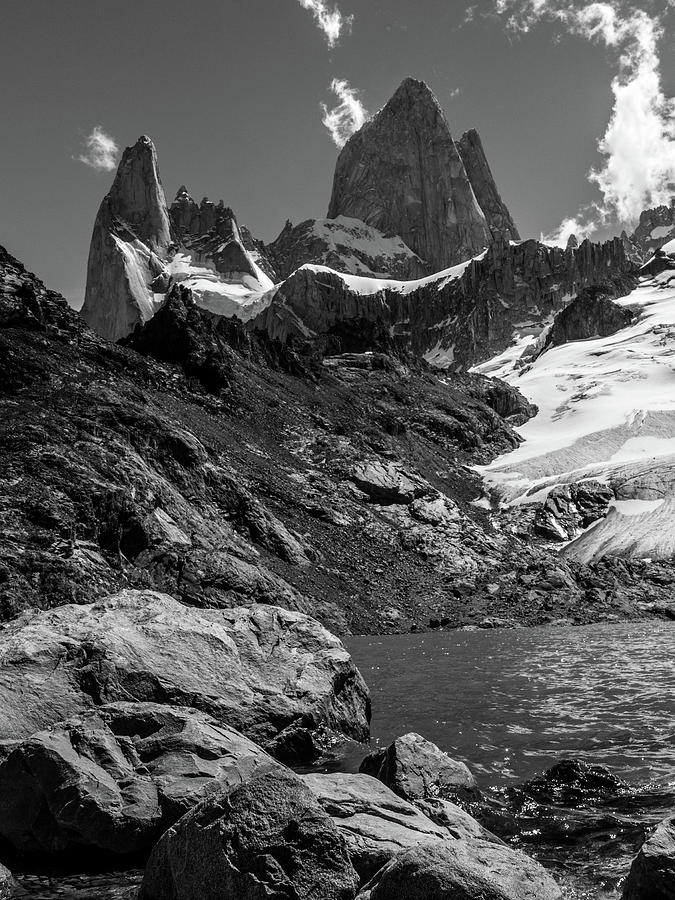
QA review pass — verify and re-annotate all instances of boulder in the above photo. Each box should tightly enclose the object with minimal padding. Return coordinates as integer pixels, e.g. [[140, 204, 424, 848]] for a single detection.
[[0, 865, 20, 899], [351, 462, 428, 505], [302, 772, 494, 881], [360, 732, 480, 804], [623, 816, 675, 900], [0, 703, 277, 858], [0, 591, 370, 758], [356, 842, 562, 900], [139, 768, 359, 900], [521, 759, 626, 806]]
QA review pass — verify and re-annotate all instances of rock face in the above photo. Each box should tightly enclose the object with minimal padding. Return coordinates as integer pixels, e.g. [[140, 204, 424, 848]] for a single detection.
[[630, 200, 675, 260], [533, 482, 614, 543], [542, 283, 633, 351], [0, 703, 278, 858], [303, 772, 494, 882], [457, 129, 520, 240], [623, 816, 675, 900], [268, 216, 429, 281], [81, 141, 275, 343], [139, 768, 359, 900], [327, 78, 490, 271], [169, 187, 277, 283], [81, 136, 173, 341], [0, 591, 370, 754], [359, 733, 479, 804], [356, 842, 562, 900], [255, 236, 638, 368]]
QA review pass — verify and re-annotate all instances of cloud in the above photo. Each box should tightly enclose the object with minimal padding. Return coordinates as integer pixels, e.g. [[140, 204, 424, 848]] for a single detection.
[[321, 78, 369, 147], [77, 126, 119, 171], [296, 0, 352, 48], [541, 208, 602, 247], [492, 1, 675, 227]]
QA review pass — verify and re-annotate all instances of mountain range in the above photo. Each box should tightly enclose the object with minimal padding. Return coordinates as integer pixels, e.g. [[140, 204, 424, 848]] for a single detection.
[[3, 77, 675, 636]]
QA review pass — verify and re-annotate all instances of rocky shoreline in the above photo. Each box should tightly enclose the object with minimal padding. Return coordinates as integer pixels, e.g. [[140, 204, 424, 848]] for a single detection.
[[0, 591, 670, 899]]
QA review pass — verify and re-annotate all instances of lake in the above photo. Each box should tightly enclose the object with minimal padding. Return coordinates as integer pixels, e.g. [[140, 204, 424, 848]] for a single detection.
[[347, 622, 675, 897]]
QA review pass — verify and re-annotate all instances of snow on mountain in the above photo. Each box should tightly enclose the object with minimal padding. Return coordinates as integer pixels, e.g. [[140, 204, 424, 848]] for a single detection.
[[268, 216, 429, 281], [476, 255, 675, 562]]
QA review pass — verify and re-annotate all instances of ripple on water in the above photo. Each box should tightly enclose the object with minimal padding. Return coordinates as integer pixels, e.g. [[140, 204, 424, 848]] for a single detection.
[[346, 622, 675, 898]]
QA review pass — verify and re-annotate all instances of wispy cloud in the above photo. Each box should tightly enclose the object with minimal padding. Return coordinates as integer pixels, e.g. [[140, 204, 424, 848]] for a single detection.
[[493, 1, 675, 228], [297, 0, 352, 48], [77, 126, 119, 171], [321, 78, 369, 147]]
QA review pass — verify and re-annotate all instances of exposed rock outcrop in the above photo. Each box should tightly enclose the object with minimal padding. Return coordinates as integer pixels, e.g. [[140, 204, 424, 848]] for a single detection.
[[81, 136, 172, 341], [268, 216, 429, 281], [533, 482, 615, 542], [541, 283, 633, 351], [356, 842, 562, 900], [623, 815, 675, 900], [0, 703, 278, 859], [521, 760, 626, 807], [359, 732, 480, 804], [254, 236, 638, 368], [169, 187, 276, 283], [629, 200, 675, 260], [0, 591, 370, 756], [457, 129, 520, 240], [139, 768, 359, 900], [327, 78, 490, 271]]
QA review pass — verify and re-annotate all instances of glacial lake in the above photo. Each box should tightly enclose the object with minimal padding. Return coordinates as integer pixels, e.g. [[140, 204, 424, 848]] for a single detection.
[[347, 622, 675, 897]]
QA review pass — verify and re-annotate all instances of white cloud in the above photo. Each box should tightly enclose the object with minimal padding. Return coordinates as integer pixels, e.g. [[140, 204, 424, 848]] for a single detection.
[[542, 209, 601, 247], [77, 126, 119, 172], [321, 78, 369, 147], [493, 1, 675, 227], [297, 0, 352, 48]]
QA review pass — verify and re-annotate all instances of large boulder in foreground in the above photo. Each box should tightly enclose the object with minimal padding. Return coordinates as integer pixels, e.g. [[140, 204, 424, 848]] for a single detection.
[[356, 842, 562, 900], [0, 591, 370, 757], [360, 732, 480, 804], [0, 865, 20, 899], [139, 768, 359, 900], [302, 772, 495, 881], [623, 816, 675, 900], [0, 703, 277, 858]]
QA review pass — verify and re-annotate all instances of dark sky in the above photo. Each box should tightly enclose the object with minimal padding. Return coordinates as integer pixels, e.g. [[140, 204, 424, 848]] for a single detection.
[[1, 0, 673, 307]]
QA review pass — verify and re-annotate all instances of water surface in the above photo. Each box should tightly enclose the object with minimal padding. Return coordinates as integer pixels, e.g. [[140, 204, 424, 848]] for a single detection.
[[347, 622, 675, 897]]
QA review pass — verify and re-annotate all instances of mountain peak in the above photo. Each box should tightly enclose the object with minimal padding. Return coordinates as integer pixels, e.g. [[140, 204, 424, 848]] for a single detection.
[[327, 79, 488, 270], [105, 135, 171, 253]]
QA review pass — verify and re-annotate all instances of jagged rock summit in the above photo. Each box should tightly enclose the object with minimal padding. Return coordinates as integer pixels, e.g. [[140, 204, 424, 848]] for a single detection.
[[327, 78, 492, 270], [81, 136, 173, 341], [457, 129, 520, 241], [82, 137, 274, 342]]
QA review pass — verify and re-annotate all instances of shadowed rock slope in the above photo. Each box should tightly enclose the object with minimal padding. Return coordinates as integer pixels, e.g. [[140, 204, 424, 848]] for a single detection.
[[3, 245, 675, 634]]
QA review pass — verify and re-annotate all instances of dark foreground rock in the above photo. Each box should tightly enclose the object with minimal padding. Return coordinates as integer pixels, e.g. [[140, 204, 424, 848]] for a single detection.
[[623, 816, 675, 900], [139, 768, 359, 900], [0, 591, 370, 757], [356, 842, 562, 900], [522, 759, 626, 806], [360, 732, 480, 804], [0, 704, 278, 859], [542, 283, 633, 351]]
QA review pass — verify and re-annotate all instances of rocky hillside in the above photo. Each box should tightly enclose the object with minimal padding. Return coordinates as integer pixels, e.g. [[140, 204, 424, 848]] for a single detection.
[[4, 244, 675, 637]]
